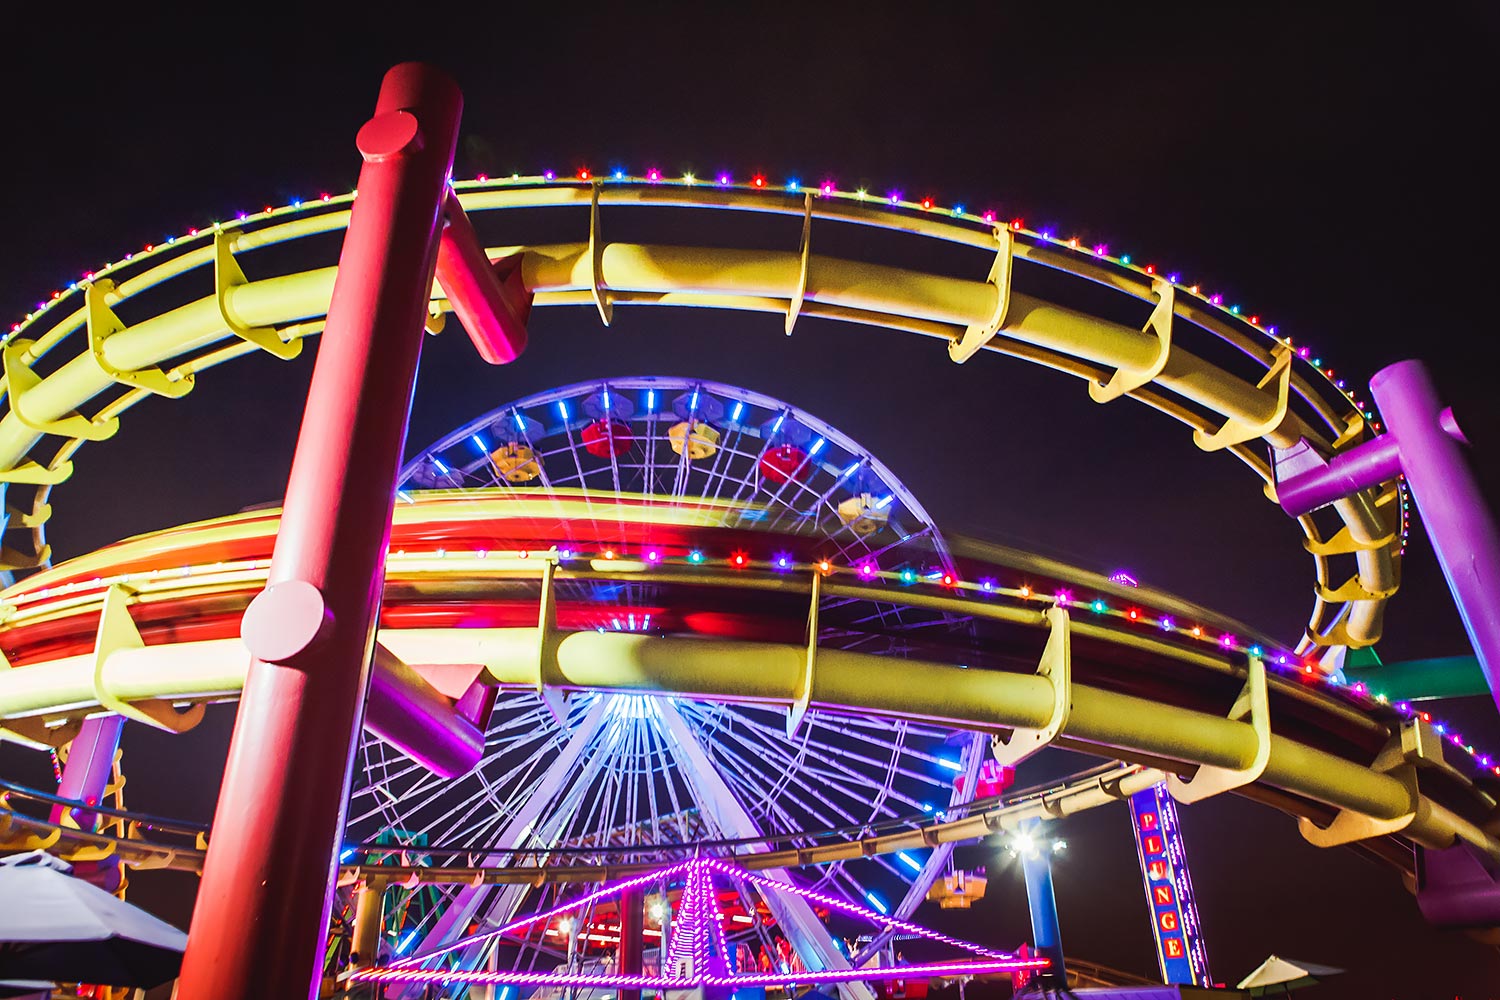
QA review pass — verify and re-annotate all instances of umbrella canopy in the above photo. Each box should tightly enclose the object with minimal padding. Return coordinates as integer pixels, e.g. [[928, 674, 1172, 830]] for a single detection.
[[0, 983, 52, 1000], [1237, 955, 1345, 995], [0, 851, 186, 988]]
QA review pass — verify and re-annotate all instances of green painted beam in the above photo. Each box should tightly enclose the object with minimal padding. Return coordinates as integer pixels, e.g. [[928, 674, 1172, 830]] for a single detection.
[[1345, 654, 1487, 701]]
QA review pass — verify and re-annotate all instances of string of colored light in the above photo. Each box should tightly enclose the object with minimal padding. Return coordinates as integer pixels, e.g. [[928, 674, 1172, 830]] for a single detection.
[[386, 858, 695, 970], [0, 168, 1410, 555], [353, 958, 1047, 988], [703, 858, 1013, 961], [354, 855, 1044, 986], [3, 535, 1494, 779]]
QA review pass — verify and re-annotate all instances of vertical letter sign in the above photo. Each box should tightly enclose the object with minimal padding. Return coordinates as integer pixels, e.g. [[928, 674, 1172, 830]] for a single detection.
[[1128, 783, 1211, 986]]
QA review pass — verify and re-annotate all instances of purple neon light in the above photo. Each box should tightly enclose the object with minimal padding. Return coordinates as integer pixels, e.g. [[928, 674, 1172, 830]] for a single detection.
[[354, 959, 1048, 988], [710, 961, 1047, 986], [390, 858, 696, 969], [703, 858, 1013, 960], [359, 855, 1041, 987]]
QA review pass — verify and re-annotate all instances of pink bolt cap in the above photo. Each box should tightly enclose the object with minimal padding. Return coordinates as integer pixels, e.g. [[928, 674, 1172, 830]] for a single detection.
[[241, 579, 336, 663], [356, 110, 423, 162]]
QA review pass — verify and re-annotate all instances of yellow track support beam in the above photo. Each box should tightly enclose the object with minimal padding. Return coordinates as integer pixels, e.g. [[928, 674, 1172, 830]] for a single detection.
[[947, 226, 1013, 363], [1166, 655, 1270, 803], [4, 627, 1490, 862], [990, 606, 1071, 766], [1090, 279, 1173, 403], [0, 187, 1400, 694]]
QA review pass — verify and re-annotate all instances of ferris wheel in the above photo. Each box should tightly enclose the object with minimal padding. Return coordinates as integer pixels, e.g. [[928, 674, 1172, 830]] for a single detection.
[[398, 376, 969, 655], [346, 378, 990, 987]]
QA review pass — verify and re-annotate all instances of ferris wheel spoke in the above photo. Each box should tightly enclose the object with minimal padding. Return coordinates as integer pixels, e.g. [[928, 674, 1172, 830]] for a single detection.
[[702, 716, 888, 833], [675, 719, 812, 836], [701, 723, 869, 834], [730, 712, 935, 818], [697, 424, 745, 511], [357, 707, 567, 847], [739, 709, 919, 792]]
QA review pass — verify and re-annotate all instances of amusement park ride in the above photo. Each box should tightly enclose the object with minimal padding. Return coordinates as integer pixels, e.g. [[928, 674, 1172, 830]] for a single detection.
[[2, 62, 1499, 999]]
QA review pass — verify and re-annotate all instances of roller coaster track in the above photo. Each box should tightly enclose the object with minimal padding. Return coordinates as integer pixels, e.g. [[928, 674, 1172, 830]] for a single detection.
[[0, 176, 1402, 659], [1, 497, 1493, 885]]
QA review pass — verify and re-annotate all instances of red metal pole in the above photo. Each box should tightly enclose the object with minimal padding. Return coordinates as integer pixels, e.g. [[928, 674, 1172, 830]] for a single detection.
[[435, 188, 532, 363], [177, 63, 463, 1000]]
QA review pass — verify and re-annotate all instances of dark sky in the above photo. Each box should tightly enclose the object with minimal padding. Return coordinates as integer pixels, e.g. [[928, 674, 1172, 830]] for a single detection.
[[3, 4, 1500, 997]]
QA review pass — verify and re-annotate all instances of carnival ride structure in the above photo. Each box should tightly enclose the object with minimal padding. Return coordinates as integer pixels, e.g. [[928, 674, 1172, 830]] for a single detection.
[[1, 62, 1498, 999]]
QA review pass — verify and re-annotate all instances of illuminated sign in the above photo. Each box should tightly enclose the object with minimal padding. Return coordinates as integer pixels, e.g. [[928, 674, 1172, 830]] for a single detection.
[[1128, 783, 1211, 986]]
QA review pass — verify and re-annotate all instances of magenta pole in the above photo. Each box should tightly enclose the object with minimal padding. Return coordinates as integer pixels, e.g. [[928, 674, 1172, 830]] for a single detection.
[[435, 188, 531, 363], [177, 63, 463, 1000], [1278, 360, 1500, 712], [364, 643, 486, 778]]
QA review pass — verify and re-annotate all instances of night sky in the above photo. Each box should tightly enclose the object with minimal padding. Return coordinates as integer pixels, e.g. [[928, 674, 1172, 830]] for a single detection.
[[3, 5, 1500, 998]]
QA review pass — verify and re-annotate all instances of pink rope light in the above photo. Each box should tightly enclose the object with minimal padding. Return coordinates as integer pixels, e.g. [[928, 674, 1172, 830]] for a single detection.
[[356, 856, 1046, 987], [390, 858, 696, 970], [354, 959, 1048, 988], [702, 858, 1013, 961]]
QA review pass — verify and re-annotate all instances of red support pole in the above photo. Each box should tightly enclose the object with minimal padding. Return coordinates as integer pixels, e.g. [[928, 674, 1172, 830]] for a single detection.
[[177, 63, 463, 1000]]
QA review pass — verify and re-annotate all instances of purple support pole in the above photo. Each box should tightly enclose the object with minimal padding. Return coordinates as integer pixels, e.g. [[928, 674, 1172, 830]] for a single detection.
[[50, 716, 128, 894], [49, 714, 124, 830], [1416, 841, 1500, 927], [364, 644, 486, 778], [177, 64, 464, 1000], [1277, 360, 1500, 713]]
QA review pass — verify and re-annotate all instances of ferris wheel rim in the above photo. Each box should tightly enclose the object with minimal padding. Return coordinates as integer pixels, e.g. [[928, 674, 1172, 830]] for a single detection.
[[399, 376, 954, 569]]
